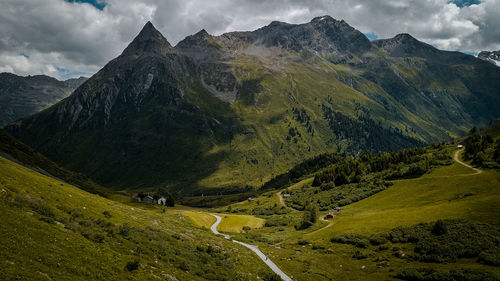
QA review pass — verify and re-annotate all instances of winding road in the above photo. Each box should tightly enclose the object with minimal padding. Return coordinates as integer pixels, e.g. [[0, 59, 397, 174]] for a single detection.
[[454, 149, 482, 175], [210, 214, 293, 281]]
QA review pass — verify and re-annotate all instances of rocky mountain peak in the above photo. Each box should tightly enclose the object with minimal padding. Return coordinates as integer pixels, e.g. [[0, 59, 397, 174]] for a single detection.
[[478, 50, 500, 67], [374, 33, 436, 57], [393, 33, 420, 44], [310, 15, 335, 23], [251, 15, 370, 54], [176, 29, 215, 48], [122, 21, 172, 56]]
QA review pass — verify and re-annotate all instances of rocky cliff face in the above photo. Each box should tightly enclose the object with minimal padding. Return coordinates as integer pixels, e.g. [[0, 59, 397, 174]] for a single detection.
[[478, 50, 500, 67], [6, 17, 500, 194], [0, 73, 86, 128]]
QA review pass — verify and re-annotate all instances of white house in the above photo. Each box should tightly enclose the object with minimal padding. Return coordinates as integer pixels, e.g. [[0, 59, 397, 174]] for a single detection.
[[158, 197, 167, 205]]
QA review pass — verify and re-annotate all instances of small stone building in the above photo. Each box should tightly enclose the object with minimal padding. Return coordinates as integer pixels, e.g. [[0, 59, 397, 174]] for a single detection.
[[143, 195, 154, 204]]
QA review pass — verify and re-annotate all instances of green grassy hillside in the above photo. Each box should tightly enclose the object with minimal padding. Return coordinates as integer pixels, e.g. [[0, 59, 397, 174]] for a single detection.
[[0, 155, 277, 280], [259, 155, 500, 281], [203, 132, 500, 280]]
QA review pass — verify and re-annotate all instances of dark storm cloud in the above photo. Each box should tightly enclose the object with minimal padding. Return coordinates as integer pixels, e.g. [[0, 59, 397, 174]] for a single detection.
[[0, 0, 499, 79]]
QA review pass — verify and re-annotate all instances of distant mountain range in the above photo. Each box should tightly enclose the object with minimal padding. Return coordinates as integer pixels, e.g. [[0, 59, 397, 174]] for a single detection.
[[478, 50, 500, 67], [0, 73, 87, 127], [5, 16, 500, 194]]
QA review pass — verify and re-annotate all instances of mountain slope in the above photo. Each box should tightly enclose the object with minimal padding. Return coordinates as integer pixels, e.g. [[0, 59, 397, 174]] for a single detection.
[[6, 17, 500, 194], [0, 154, 274, 280], [0, 73, 86, 127], [479, 50, 500, 67], [0, 129, 108, 196]]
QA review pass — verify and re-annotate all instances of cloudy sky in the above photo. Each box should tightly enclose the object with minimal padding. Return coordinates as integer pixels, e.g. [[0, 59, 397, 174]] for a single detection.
[[1, 0, 499, 79]]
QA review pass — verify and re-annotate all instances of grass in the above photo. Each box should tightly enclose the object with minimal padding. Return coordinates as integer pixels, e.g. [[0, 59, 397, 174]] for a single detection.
[[184, 211, 217, 229], [217, 177, 312, 214], [212, 148, 500, 280], [217, 214, 265, 233], [315, 158, 500, 238], [0, 155, 275, 280], [185, 211, 265, 233]]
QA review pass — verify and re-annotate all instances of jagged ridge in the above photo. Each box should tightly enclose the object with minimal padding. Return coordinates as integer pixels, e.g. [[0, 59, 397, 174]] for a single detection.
[[5, 18, 500, 194]]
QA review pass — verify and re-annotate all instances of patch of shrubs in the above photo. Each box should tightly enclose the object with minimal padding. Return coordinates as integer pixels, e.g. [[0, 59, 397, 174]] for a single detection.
[[260, 272, 282, 281], [331, 220, 500, 267], [463, 132, 499, 167], [313, 146, 450, 187], [15, 193, 55, 218], [288, 181, 391, 211], [388, 220, 500, 264], [369, 234, 388, 246], [396, 268, 499, 281], [125, 261, 140, 272], [331, 234, 370, 248], [352, 250, 368, 260], [295, 204, 318, 230], [264, 215, 292, 227], [102, 210, 112, 218], [478, 250, 500, 266], [252, 205, 290, 216]]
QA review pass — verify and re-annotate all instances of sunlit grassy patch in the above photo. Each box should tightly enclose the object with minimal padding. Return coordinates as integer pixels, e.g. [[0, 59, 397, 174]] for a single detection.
[[217, 214, 266, 233]]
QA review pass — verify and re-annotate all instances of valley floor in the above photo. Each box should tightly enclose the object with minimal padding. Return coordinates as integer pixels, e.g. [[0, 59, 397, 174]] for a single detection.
[[186, 149, 500, 280], [1, 146, 499, 280]]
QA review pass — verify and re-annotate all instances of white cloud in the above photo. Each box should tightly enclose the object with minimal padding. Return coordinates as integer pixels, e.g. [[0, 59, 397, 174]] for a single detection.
[[1, 0, 499, 79]]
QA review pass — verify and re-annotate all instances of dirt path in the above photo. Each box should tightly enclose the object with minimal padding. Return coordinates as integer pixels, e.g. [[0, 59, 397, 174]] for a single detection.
[[305, 217, 334, 236], [454, 149, 482, 175], [423, 149, 483, 179], [277, 191, 286, 207], [210, 214, 293, 281]]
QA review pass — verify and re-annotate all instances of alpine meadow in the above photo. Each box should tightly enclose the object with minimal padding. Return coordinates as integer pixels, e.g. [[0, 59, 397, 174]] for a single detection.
[[1, 1, 500, 280]]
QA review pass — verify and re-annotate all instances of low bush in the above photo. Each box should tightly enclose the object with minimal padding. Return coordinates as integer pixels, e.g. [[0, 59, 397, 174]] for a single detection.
[[478, 250, 500, 266], [389, 220, 500, 264], [125, 261, 140, 272], [331, 234, 370, 248], [352, 250, 368, 259], [264, 215, 292, 227], [396, 268, 499, 281]]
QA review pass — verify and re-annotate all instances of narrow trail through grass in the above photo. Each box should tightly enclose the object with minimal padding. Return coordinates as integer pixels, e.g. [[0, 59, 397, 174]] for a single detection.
[[305, 217, 334, 236], [453, 149, 482, 175], [277, 191, 286, 207]]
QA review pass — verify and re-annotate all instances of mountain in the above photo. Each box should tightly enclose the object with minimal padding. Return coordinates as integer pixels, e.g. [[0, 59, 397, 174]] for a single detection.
[[0, 129, 108, 196], [0, 73, 87, 127], [5, 17, 500, 194], [478, 50, 500, 67]]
